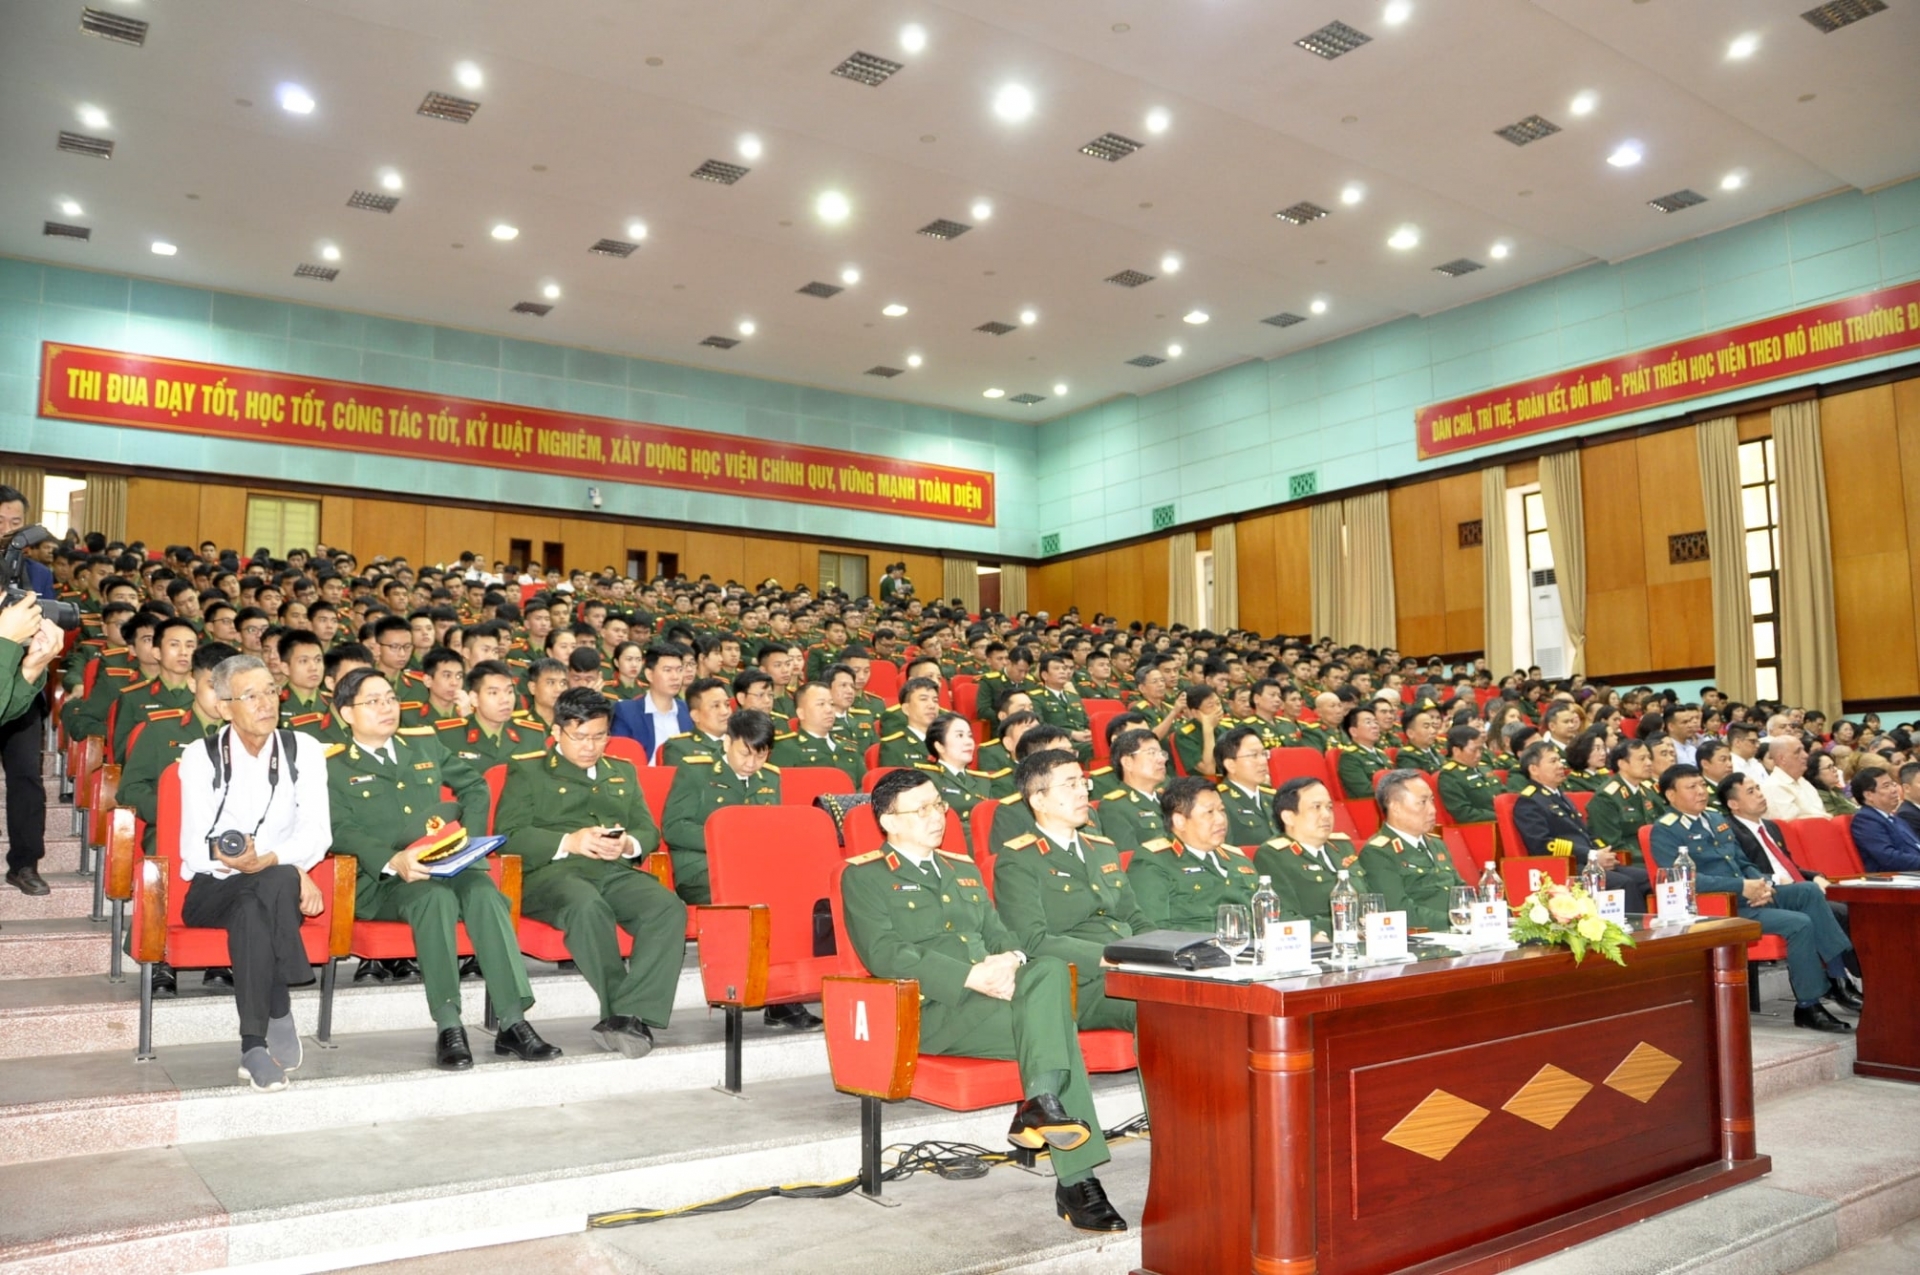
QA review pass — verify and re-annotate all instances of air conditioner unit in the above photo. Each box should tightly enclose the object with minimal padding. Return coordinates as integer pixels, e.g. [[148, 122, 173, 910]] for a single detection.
[[1529, 567, 1566, 678]]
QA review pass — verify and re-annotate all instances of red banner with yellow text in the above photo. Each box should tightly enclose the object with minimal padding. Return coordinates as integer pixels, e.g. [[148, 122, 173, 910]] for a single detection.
[[38, 343, 996, 526], [1416, 280, 1920, 460]]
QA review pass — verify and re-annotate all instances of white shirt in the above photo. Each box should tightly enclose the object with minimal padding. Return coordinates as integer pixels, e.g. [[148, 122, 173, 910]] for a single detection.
[[1295, 839, 1338, 872], [644, 693, 682, 748], [1731, 754, 1766, 781], [1736, 816, 1794, 885], [177, 727, 331, 880], [1759, 768, 1826, 822], [1038, 825, 1085, 861]]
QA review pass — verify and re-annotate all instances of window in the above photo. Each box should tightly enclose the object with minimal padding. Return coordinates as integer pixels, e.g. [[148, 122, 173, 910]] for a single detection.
[[820, 551, 868, 597], [1738, 438, 1781, 700], [1522, 490, 1554, 576], [242, 496, 320, 559], [1195, 549, 1214, 631], [39, 476, 87, 538], [1509, 484, 1566, 676]]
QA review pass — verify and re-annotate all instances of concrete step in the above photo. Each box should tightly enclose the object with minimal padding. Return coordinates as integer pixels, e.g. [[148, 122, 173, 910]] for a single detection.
[[0, 837, 88, 876], [0, 918, 110, 981], [0, 1070, 1147, 1273], [0, 871, 94, 921]]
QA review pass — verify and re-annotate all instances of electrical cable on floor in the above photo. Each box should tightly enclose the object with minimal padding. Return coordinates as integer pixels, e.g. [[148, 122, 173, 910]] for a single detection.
[[587, 1116, 1149, 1229]]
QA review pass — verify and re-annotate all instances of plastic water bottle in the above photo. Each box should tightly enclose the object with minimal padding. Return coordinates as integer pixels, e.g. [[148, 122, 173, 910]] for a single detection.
[[1330, 870, 1361, 965], [1477, 858, 1505, 905], [1581, 858, 1609, 898], [1671, 845, 1697, 914], [1250, 875, 1282, 964]]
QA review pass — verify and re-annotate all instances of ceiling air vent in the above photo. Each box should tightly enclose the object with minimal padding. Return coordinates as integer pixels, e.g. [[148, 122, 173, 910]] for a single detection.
[[1433, 258, 1484, 277], [833, 51, 904, 86], [1262, 311, 1307, 328], [1275, 201, 1330, 225], [865, 366, 903, 378], [57, 131, 114, 159], [1494, 115, 1561, 146], [589, 238, 639, 257], [691, 159, 750, 185], [1081, 133, 1144, 162], [1126, 353, 1166, 367], [294, 263, 339, 281], [348, 190, 399, 213], [80, 7, 148, 46], [797, 281, 843, 298], [1009, 393, 1046, 405], [43, 221, 91, 241], [1106, 269, 1155, 287], [417, 92, 480, 123], [917, 218, 972, 240], [1648, 189, 1708, 214], [700, 335, 740, 349], [975, 320, 1017, 335], [1801, 0, 1886, 33], [512, 301, 553, 316], [1296, 20, 1371, 59]]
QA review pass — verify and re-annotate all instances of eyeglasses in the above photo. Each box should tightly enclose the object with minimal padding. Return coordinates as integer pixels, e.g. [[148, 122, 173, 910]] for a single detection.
[[224, 689, 277, 707], [560, 726, 610, 746], [1049, 775, 1092, 793], [378, 641, 413, 652], [893, 798, 949, 819], [348, 693, 399, 709]]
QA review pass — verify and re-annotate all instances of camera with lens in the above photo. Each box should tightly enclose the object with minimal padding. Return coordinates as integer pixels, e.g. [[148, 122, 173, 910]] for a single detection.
[[210, 829, 249, 858], [1, 525, 81, 631]]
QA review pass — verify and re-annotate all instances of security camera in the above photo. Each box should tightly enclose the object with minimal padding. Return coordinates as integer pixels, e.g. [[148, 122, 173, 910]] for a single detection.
[[587, 485, 603, 509]]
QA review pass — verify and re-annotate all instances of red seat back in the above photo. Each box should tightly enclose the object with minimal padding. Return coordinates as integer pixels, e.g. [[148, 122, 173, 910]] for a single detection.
[[604, 736, 649, 768], [1082, 698, 1126, 718], [952, 678, 979, 723], [779, 765, 854, 809], [637, 766, 677, 827], [1781, 817, 1864, 878], [706, 805, 848, 972], [862, 766, 901, 793], [1087, 706, 1122, 764], [483, 764, 508, 833], [864, 741, 882, 771], [1268, 746, 1333, 791], [1494, 792, 1523, 861], [1500, 855, 1568, 899], [1343, 798, 1381, 841], [1416, 769, 1446, 822], [865, 661, 902, 706], [1568, 791, 1594, 816], [1440, 827, 1484, 879]]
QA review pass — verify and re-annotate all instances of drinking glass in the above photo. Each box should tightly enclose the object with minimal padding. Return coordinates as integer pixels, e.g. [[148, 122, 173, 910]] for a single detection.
[[1449, 886, 1477, 935], [1216, 904, 1252, 962]]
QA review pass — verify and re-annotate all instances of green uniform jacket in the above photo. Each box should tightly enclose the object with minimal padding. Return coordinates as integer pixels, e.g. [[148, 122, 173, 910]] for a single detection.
[[1334, 743, 1392, 800], [1217, 781, 1279, 848], [1126, 840, 1266, 933], [878, 729, 932, 769], [1129, 699, 1174, 731], [1241, 715, 1301, 750], [661, 759, 782, 858], [1251, 834, 1370, 933], [658, 731, 727, 768], [399, 699, 467, 732], [1094, 784, 1171, 858], [1398, 744, 1445, 774], [66, 661, 138, 739], [0, 637, 47, 729], [1170, 718, 1216, 778], [278, 688, 333, 734], [1355, 828, 1465, 932], [1564, 769, 1609, 793], [110, 677, 196, 762], [1587, 778, 1664, 854], [325, 734, 491, 910], [1438, 760, 1501, 824], [972, 741, 1016, 799], [496, 750, 662, 873], [919, 762, 994, 827], [1032, 688, 1092, 762], [841, 844, 1006, 1005], [771, 730, 866, 784], [1295, 722, 1332, 752], [1072, 677, 1128, 703], [449, 720, 549, 772], [120, 708, 219, 852], [831, 711, 876, 750], [993, 829, 1150, 972]]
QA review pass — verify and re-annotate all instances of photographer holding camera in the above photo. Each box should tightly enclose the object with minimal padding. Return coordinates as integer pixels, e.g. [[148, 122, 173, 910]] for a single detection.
[[0, 486, 75, 898], [176, 654, 333, 1092]]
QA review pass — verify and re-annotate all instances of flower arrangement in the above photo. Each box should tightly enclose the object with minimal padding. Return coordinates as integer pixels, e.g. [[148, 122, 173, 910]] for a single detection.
[[1508, 880, 1635, 965]]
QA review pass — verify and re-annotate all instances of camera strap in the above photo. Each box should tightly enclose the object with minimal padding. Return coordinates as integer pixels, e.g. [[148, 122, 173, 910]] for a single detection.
[[206, 727, 282, 841]]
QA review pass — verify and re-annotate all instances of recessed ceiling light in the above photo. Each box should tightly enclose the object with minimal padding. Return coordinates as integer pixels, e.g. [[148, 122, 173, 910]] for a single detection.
[[1570, 91, 1597, 116], [1166, 343, 1183, 358], [816, 190, 851, 223], [491, 223, 519, 240], [1383, 1, 1413, 26], [840, 267, 861, 285], [900, 23, 927, 53], [1607, 140, 1643, 167], [626, 220, 648, 241], [1489, 241, 1510, 260], [738, 134, 763, 160], [77, 104, 109, 130], [1019, 308, 1038, 325], [1184, 310, 1210, 325], [59, 199, 83, 217], [993, 84, 1034, 123], [1160, 254, 1182, 273], [983, 387, 1005, 398], [1387, 225, 1420, 250], [1310, 298, 1329, 315], [906, 353, 923, 368], [543, 283, 561, 300], [379, 169, 403, 192], [151, 240, 177, 256], [321, 243, 341, 262], [737, 319, 756, 336], [277, 84, 315, 115], [1144, 107, 1170, 134], [882, 303, 909, 317], [1340, 183, 1365, 206], [1721, 170, 1746, 191], [970, 199, 993, 221], [1053, 383, 1068, 396], [454, 61, 483, 90], [1727, 32, 1760, 59]]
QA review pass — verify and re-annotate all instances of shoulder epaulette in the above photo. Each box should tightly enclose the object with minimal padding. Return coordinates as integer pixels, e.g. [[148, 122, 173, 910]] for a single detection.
[[435, 717, 467, 730], [935, 846, 971, 861], [682, 754, 713, 764], [998, 792, 1023, 805], [511, 749, 546, 760], [1329, 832, 1354, 844], [982, 767, 1012, 779], [664, 730, 691, 741], [1003, 833, 1040, 851], [1367, 834, 1390, 848], [845, 849, 885, 865], [1658, 813, 1679, 825], [1259, 784, 1275, 795], [1103, 787, 1128, 801], [1143, 837, 1174, 852], [761, 761, 781, 773], [1178, 722, 1195, 735], [397, 725, 434, 737], [880, 731, 905, 742], [1264, 836, 1293, 849], [1442, 761, 1459, 771], [773, 731, 799, 741], [1083, 832, 1114, 846], [323, 742, 346, 758], [1521, 785, 1538, 796], [967, 768, 996, 779]]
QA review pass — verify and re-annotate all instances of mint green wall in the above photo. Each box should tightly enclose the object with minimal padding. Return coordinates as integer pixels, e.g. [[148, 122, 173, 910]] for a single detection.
[[0, 258, 1040, 558], [1037, 180, 1920, 556]]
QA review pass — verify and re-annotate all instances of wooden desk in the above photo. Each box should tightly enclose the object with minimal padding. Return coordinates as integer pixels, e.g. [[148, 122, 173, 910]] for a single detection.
[[1107, 919, 1768, 1275], [1827, 881, 1920, 1082]]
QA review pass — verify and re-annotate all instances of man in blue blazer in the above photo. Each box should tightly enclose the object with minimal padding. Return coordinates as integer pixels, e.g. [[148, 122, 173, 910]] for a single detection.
[[611, 643, 693, 759], [1850, 768, 1920, 871]]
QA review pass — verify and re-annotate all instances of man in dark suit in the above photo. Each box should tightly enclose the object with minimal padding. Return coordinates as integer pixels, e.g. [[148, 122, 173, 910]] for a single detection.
[[1511, 740, 1650, 898], [1849, 768, 1920, 871], [610, 642, 693, 759], [1896, 761, 1920, 840], [1720, 774, 1862, 989]]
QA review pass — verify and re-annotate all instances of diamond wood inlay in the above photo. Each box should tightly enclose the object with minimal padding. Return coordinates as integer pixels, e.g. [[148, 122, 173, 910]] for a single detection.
[[1382, 1089, 1489, 1162], [1604, 1042, 1682, 1103], [1502, 1064, 1593, 1130]]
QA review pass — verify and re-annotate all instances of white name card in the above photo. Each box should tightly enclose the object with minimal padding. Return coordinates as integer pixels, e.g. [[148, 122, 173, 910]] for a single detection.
[[1655, 881, 1692, 922], [1364, 910, 1410, 960], [1264, 918, 1314, 971], [1597, 890, 1627, 925], [1470, 900, 1510, 940]]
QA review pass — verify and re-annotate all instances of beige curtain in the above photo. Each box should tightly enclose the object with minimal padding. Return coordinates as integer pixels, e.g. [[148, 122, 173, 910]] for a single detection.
[[1695, 418, 1756, 704], [941, 557, 980, 614], [1211, 523, 1239, 631], [1537, 451, 1588, 676], [1167, 531, 1199, 629], [1774, 401, 1843, 717], [0, 464, 44, 517], [83, 473, 128, 544], [1340, 491, 1397, 650], [1480, 466, 1514, 675], [1309, 501, 1343, 641], [1000, 562, 1028, 615]]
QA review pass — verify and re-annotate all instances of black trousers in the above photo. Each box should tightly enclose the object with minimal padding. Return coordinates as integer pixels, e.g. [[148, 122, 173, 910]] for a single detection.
[[182, 866, 316, 1038], [0, 698, 44, 873]]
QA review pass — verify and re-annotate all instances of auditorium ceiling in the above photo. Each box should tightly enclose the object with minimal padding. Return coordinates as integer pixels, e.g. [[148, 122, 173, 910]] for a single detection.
[[2, 0, 1915, 421]]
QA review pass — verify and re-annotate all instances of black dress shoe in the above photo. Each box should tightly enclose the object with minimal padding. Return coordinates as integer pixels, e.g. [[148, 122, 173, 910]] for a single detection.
[[1055, 1177, 1128, 1233], [353, 958, 390, 983], [1826, 980, 1864, 1011], [458, 956, 481, 980], [384, 958, 419, 981], [151, 962, 177, 995], [202, 966, 233, 987], [1794, 1004, 1853, 1033], [1008, 1093, 1091, 1152], [494, 1020, 563, 1061], [591, 1016, 656, 1059], [5, 867, 49, 896], [763, 1002, 823, 1030], [436, 1026, 474, 1070]]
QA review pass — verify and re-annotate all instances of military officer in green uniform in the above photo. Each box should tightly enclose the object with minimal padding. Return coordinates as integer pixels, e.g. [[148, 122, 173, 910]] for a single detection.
[[447, 660, 548, 770], [1215, 725, 1280, 847], [496, 688, 688, 1057], [1397, 707, 1446, 774], [658, 676, 732, 767], [921, 714, 995, 828], [770, 681, 866, 784], [1254, 776, 1372, 936], [992, 750, 1146, 1033], [1127, 776, 1270, 932], [275, 630, 333, 734], [1588, 738, 1663, 852], [877, 676, 944, 768], [398, 648, 469, 732], [1031, 654, 1094, 763], [121, 642, 236, 854], [1095, 729, 1173, 857], [975, 704, 1037, 799], [660, 708, 782, 905], [1357, 769, 1468, 932], [1437, 726, 1501, 824], [111, 617, 201, 762], [840, 768, 1127, 1233], [1240, 679, 1301, 749], [1169, 686, 1224, 779], [325, 668, 562, 1071], [1332, 705, 1393, 802]]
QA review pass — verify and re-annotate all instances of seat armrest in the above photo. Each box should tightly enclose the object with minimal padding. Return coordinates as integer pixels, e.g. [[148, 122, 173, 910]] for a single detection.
[[1696, 892, 1736, 918], [133, 859, 168, 964], [696, 904, 770, 1008], [324, 855, 358, 957], [494, 855, 522, 925], [106, 807, 139, 902], [821, 975, 922, 1100], [639, 849, 677, 891]]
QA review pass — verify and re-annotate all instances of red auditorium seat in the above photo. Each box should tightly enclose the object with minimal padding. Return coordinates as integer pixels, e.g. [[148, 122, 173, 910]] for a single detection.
[[1499, 855, 1568, 900], [778, 765, 855, 810], [1638, 825, 1784, 1010]]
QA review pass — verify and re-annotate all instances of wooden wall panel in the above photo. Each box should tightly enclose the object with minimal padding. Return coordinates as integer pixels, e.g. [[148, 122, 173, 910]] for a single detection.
[[1389, 482, 1445, 648], [491, 513, 561, 570], [1587, 587, 1652, 675], [1823, 384, 1917, 699], [1437, 472, 1485, 652], [1271, 507, 1312, 636], [1635, 429, 1710, 589], [742, 538, 803, 591], [422, 506, 495, 568], [198, 484, 249, 554], [1234, 513, 1278, 635], [683, 531, 745, 586], [1580, 438, 1645, 675], [357, 496, 424, 568], [1895, 379, 1920, 690], [320, 495, 355, 555], [1029, 561, 1074, 616], [125, 478, 202, 554]]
